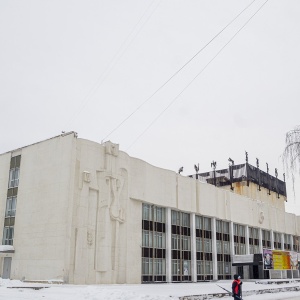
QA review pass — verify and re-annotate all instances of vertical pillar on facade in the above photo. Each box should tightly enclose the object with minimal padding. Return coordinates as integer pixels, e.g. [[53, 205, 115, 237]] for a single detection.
[[229, 222, 235, 277], [290, 235, 294, 252], [259, 228, 263, 253], [230, 222, 235, 256], [270, 230, 274, 250], [166, 208, 172, 283], [211, 218, 218, 280], [190, 213, 197, 282], [245, 225, 250, 255], [281, 233, 285, 251]]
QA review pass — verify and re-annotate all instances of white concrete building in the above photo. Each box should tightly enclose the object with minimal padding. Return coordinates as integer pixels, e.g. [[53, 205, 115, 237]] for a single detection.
[[0, 132, 299, 283]]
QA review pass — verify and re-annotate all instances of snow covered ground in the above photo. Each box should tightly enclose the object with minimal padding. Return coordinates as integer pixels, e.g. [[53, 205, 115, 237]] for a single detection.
[[1, 279, 300, 300]]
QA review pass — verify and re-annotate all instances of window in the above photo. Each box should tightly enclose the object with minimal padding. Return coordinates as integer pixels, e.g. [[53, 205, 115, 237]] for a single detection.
[[182, 213, 190, 227], [142, 204, 152, 221], [216, 219, 231, 279], [5, 197, 17, 217], [154, 207, 165, 223], [142, 204, 166, 282], [249, 227, 260, 254], [233, 223, 246, 255], [293, 236, 300, 252], [182, 236, 191, 251], [153, 232, 165, 248], [142, 230, 153, 247], [262, 229, 271, 248], [3, 227, 14, 245], [172, 260, 180, 275], [172, 211, 180, 225], [142, 258, 152, 275], [153, 258, 166, 275], [274, 232, 282, 250], [8, 168, 20, 188], [284, 234, 291, 250], [171, 210, 191, 282], [196, 215, 213, 281], [172, 234, 180, 250]]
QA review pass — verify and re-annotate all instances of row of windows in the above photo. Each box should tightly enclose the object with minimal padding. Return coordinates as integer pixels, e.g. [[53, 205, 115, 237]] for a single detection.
[[216, 220, 230, 234], [172, 259, 191, 276], [142, 205, 300, 255], [142, 204, 166, 223], [171, 234, 191, 250], [142, 205, 300, 282], [3, 156, 21, 246], [195, 216, 211, 231], [172, 211, 190, 227], [196, 238, 212, 253], [197, 260, 213, 276], [142, 230, 166, 248], [142, 258, 166, 275]]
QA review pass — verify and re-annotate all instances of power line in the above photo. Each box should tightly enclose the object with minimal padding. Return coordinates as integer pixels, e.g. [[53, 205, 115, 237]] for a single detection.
[[65, 0, 161, 128], [126, 0, 269, 151], [103, 0, 257, 141]]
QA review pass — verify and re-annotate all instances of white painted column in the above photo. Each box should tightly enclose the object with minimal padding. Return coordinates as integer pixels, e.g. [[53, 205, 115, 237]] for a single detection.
[[281, 233, 285, 251], [270, 230, 274, 250], [290, 235, 294, 252], [230, 222, 235, 256], [166, 208, 172, 283], [259, 228, 263, 253], [191, 213, 197, 282], [245, 225, 250, 255], [211, 217, 218, 280], [230, 221, 235, 277]]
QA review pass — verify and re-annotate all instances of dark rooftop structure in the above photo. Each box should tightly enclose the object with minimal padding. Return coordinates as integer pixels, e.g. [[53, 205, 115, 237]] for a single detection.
[[189, 163, 287, 198]]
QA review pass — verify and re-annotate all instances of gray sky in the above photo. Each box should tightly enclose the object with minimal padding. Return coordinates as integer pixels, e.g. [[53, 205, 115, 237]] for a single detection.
[[1, 0, 300, 212]]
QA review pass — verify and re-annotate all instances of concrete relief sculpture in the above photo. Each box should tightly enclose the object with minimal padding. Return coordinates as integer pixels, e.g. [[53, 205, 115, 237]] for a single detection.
[[83, 171, 91, 183], [257, 202, 265, 224], [87, 230, 93, 246], [105, 141, 119, 156], [95, 141, 128, 283], [109, 177, 125, 223]]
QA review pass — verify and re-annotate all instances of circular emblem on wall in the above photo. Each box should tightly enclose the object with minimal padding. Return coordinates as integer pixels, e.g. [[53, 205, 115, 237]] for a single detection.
[[258, 211, 264, 224]]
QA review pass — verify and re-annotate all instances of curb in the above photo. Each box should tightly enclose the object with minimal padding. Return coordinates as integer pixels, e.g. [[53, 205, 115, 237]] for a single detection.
[[180, 285, 300, 300]]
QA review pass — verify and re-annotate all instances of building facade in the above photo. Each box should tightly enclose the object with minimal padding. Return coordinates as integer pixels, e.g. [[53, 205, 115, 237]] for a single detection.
[[0, 132, 299, 283]]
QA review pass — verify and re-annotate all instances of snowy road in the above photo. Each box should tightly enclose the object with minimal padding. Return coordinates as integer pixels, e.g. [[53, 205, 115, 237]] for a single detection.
[[1, 279, 300, 300]]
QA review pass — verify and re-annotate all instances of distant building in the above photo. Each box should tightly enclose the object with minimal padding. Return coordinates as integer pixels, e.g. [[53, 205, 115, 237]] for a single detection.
[[0, 132, 299, 283]]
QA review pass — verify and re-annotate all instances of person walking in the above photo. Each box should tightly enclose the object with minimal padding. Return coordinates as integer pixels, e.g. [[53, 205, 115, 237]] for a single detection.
[[232, 274, 242, 300]]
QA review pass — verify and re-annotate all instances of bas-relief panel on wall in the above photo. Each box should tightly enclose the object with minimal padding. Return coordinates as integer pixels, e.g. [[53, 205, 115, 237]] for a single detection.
[[77, 141, 128, 283]]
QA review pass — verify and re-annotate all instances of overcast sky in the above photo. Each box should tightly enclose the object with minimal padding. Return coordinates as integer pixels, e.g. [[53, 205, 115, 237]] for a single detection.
[[1, 0, 300, 212]]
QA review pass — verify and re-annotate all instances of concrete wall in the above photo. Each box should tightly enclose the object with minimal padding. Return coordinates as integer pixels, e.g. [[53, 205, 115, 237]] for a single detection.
[[1, 135, 300, 284], [0, 133, 76, 281]]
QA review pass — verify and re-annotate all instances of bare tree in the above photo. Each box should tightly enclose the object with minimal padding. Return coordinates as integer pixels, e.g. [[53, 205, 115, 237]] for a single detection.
[[283, 126, 300, 195], [283, 126, 300, 172]]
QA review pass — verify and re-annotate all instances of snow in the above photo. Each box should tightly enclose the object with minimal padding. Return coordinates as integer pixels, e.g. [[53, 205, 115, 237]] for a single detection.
[[1, 279, 300, 300], [0, 245, 14, 252]]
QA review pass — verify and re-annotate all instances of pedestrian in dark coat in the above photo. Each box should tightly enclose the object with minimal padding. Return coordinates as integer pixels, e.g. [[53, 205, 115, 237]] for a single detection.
[[232, 274, 242, 300]]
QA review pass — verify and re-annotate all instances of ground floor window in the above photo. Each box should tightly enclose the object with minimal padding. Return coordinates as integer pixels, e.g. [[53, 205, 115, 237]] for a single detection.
[[2, 226, 14, 245], [197, 260, 213, 281], [172, 259, 191, 282], [142, 258, 166, 282]]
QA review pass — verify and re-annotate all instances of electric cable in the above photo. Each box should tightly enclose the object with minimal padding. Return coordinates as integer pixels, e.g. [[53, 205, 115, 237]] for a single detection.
[[126, 0, 269, 151], [103, 0, 257, 141], [65, 0, 161, 128]]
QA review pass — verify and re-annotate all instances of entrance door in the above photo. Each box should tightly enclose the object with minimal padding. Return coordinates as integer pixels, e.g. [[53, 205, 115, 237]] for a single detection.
[[252, 265, 259, 279], [3, 257, 12, 279], [237, 266, 244, 278]]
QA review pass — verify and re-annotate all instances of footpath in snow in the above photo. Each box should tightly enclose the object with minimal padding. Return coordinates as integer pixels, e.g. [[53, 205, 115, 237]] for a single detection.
[[1, 278, 300, 300]]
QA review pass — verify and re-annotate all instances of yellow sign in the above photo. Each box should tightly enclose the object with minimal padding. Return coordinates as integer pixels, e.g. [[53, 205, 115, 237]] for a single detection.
[[272, 250, 291, 270]]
